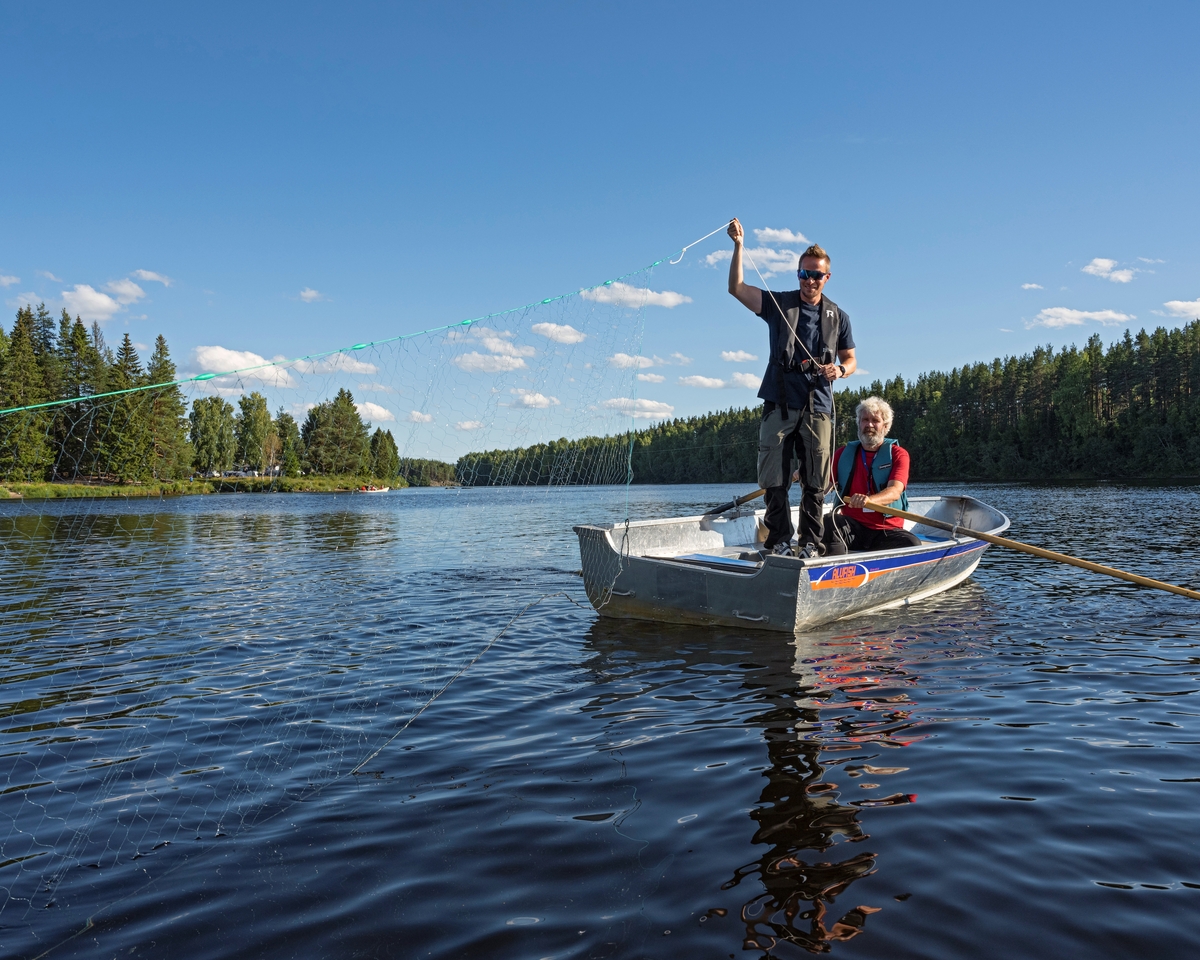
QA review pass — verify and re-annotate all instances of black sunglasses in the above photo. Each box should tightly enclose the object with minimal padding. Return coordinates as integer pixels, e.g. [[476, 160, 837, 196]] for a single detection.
[[798, 269, 828, 281]]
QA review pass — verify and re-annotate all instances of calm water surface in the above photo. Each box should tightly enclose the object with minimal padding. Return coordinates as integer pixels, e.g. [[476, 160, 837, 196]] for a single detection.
[[2, 483, 1200, 958]]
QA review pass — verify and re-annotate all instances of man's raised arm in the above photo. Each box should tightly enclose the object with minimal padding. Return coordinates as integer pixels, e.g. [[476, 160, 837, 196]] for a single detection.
[[727, 218, 763, 314]]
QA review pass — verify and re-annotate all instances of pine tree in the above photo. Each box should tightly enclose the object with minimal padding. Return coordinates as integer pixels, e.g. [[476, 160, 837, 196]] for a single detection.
[[0, 308, 52, 480], [235, 391, 275, 473], [145, 335, 191, 479], [190, 396, 236, 474]]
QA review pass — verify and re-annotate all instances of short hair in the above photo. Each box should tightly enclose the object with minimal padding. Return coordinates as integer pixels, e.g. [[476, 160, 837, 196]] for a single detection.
[[799, 243, 830, 267], [856, 396, 894, 432]]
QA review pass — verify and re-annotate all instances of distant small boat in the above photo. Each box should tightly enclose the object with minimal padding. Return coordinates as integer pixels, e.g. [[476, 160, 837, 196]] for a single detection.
[[358, 485, 390, 493], [574, 495, 1010, 633]]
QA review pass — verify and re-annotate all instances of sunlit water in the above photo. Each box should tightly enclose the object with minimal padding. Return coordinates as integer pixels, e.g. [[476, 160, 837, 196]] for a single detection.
[[2, 483, 1199, 959]]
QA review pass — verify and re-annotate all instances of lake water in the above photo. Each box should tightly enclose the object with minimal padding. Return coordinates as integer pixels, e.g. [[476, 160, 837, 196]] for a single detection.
[[2, 482, 1200, 959]]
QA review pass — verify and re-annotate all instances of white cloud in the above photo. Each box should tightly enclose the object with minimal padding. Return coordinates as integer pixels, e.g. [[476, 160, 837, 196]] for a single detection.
[[294, 353, 378, 375], [300, 287, 326, 302], [193, 345, 298, 387], [601, 397, 674, 420], [478, 335, 535, 358], [1163, 299, 1200, 318], [455, 420, 484, 431], [530, 322, 586, 344], [103, 278, 146, 305], [669, 352, 692, 365], [608, 352, 657, 369], [1026, 307, 1135, 329], [358, 381, 394, 393], [1081, 258, 1134, 283], [678, 371, 759, 389], [408, 410, 434, 423], [721, 350, 758, 362], [62, 284, 122, 321], [581, 281, 691, 309], [38, 270, 63, 282], [8, 291, 40, 309], [1021, 283, 1043, 290], [705, 246, 800, 278], [355, 401, 395, 423], [452, 352, 527, 373], [511, 388, 560, 408], [132, 269, 172, 287], [637, 373, 665, 383], [753, 227, 808, 245], [1138, 257, 1166, 264], [0, 275, 18, 287]]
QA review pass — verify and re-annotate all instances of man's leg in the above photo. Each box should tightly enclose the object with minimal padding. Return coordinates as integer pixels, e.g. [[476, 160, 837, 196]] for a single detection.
[[822, 511, 850, 556], [844, 517, 922, 552], [757, 404, 799, 549], [797, 409, 832, 550]]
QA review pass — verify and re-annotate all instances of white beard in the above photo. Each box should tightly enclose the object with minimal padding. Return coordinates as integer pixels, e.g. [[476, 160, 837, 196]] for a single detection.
[[858, 426, 885, 449]]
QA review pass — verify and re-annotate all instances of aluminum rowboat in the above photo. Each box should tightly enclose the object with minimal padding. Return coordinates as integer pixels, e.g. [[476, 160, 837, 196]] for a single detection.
[[573, 495, 1010, 633]]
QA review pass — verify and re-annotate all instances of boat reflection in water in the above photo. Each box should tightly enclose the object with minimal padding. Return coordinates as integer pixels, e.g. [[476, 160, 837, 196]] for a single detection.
[[582, 601, 948, 954]]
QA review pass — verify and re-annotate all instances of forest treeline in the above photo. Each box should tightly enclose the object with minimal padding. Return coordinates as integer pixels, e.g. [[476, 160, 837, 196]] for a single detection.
[[459, 320, 1200, 484], [0, 304, 455, 485], [5, 303, 1198, 487]]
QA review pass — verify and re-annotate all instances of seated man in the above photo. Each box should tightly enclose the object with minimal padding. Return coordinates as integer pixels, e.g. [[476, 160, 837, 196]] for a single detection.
[[823, 396, 922, 555]]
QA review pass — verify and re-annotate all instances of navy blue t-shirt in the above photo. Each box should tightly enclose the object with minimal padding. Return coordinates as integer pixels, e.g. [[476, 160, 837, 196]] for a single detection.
[[755, 290, 854, 414]]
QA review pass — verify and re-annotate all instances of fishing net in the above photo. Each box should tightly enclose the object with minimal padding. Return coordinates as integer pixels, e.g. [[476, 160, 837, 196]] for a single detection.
[[0, 259, 703, 954]]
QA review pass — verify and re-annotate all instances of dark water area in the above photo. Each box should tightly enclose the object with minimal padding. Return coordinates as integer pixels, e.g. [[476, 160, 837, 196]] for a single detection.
[[2, 482, 1200, 959]]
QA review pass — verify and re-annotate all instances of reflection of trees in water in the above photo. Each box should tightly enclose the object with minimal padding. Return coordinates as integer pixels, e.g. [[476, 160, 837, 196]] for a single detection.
[[583, 619, 927, 955]]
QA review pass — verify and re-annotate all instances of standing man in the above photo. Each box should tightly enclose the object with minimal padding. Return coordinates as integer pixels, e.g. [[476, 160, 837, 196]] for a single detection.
[[726, 218, 857, 556]]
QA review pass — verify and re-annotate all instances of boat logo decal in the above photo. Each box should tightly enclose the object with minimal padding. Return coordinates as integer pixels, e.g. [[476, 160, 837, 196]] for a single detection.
[[810, 562, 869, 590]]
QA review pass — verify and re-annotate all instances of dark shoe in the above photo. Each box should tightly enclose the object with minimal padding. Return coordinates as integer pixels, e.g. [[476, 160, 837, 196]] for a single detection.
[[800, 542, 822, 559], [770, 541, 795, 558]]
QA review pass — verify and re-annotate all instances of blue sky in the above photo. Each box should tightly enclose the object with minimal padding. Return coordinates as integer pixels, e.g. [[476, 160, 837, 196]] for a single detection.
[[3, 2, 1198, 452]]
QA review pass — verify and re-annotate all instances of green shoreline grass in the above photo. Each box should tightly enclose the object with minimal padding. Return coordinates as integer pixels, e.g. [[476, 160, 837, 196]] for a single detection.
[[1, 476, 419, 499]]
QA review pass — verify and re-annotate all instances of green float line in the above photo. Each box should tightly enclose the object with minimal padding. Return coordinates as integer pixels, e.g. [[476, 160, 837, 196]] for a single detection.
[[0, 256, 671, 417]]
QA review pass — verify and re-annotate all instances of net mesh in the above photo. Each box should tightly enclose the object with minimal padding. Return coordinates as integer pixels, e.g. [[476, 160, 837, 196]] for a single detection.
[[0, 265, 670, 953]]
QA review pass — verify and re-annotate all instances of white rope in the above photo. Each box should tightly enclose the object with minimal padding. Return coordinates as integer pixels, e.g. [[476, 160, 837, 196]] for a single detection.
[[669, 220, 736, 264]]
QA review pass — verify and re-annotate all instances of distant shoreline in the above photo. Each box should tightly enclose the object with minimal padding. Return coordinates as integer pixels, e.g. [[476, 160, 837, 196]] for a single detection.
[[4, 476, 1199, 500], [0, 477, 461, 499]]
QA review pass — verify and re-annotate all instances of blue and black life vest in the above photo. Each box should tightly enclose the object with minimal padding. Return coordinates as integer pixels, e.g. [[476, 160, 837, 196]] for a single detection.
[[836, 439, 909, 511]]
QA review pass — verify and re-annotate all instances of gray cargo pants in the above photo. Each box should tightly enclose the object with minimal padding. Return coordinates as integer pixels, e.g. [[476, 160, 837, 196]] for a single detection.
[[757, 403, 832, 549]]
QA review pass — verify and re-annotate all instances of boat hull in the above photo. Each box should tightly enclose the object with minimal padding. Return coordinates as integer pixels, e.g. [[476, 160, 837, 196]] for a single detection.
[[574, 496, 1008, 633]]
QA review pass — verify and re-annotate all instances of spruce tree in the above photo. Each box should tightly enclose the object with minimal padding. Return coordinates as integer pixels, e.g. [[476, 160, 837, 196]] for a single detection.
[[32, 303, 62, 403], [145, 335, 191, 479], [301, 388, 369, 475], [101, 334, 152, 481], [369, 427, 400, 481], [0, 309, 52, 480]]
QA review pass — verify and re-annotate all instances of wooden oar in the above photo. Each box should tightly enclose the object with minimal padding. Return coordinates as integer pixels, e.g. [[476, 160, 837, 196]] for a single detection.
[[704, 487, 765, 516], [870, 502, 1200, 602]]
